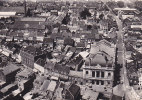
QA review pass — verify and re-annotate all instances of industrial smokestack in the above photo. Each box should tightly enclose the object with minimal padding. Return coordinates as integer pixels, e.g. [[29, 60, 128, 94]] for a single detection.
[[24, 0, 27, 17]]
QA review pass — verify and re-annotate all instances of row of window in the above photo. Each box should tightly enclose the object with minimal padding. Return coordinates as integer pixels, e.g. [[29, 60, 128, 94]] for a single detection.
[[86, 80, 111, 85], [86, 71, 111, 78]]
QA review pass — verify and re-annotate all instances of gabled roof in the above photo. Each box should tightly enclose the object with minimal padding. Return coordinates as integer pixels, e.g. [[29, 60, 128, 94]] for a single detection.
[[35, 58, 46, 67]]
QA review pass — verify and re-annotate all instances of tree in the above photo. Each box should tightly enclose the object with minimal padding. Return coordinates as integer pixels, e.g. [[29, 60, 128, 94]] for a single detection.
[[135, 1, 142, 11], [106, 1, 117, 9], [99, 13, 104, 20], [80, 8, 91, 19], [26, 8, 32, 17], [0, 1, 3, 6], [117, 1, 125, 8], [62, 13, 70, 25]]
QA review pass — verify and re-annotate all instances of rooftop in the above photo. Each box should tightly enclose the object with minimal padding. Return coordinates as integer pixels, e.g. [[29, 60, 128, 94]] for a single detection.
[[47, 80, 57, 92], [54, 64, 70, 74], [18, 17, 46, 22], [11, 21, 45, 30], [85, 51, 113, 67], [68, 84, 80, 98], [0, 7, 24, 13], [16, 68, 34, 79], [40, 80, 50, 92], [2, 63, 20, 75]]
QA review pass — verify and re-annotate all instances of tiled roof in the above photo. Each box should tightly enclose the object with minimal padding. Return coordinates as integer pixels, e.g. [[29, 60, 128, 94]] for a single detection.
[[68, 84, 80, 98]]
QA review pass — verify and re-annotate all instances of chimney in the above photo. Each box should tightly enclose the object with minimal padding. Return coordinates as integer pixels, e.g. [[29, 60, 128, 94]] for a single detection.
[[24, 0, 27, 17]]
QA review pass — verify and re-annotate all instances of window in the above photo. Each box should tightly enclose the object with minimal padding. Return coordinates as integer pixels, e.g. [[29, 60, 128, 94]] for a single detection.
[[86, 71, 88, 74], [92, 71, 95, 77], [92, 80, 95, 84], [101, 81, 104, 85], [108, 73, 111, 77], [101, 72, 104, 78], [108, 81, 110, 84], [96, 80, 99, 85], [96, 71, 100, 77]]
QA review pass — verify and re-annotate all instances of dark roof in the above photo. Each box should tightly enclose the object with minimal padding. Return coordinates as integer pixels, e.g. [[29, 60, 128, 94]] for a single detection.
[[43, 37, 54, 44], [112, 95, 123, 100], [69, 47, 76, 52], [68, 84, 80, 98], [0, 7, 24, 13], [64, 37, 74, 46], [76, 42, 85, 48], [22, 45, 41, 56], [67, 55, 83, 67], [35, 58, 46, 67], [54, 64, 70, 74], [2, 63, 20, 75]]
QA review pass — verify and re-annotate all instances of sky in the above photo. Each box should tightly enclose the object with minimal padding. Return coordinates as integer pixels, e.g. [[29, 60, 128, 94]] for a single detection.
[[0, 0, 140, 2]]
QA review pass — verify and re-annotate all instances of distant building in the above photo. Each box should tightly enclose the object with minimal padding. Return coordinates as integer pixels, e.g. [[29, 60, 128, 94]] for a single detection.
[[0, 7, 25, 17], [63, 83, 80, 100], [16, 68, 35, 95], [20, 45, 42, 69], [64, 37, 75, 47], [99, 19, 108, 34], [43, 37, 54, 50], [83, 51, 114, 88], [0, 63, 20, 84], [53, 64, 70, 80]]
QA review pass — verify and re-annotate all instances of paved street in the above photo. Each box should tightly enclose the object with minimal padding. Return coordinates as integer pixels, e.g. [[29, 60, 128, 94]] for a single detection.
[[104, 2, 131, 96]]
